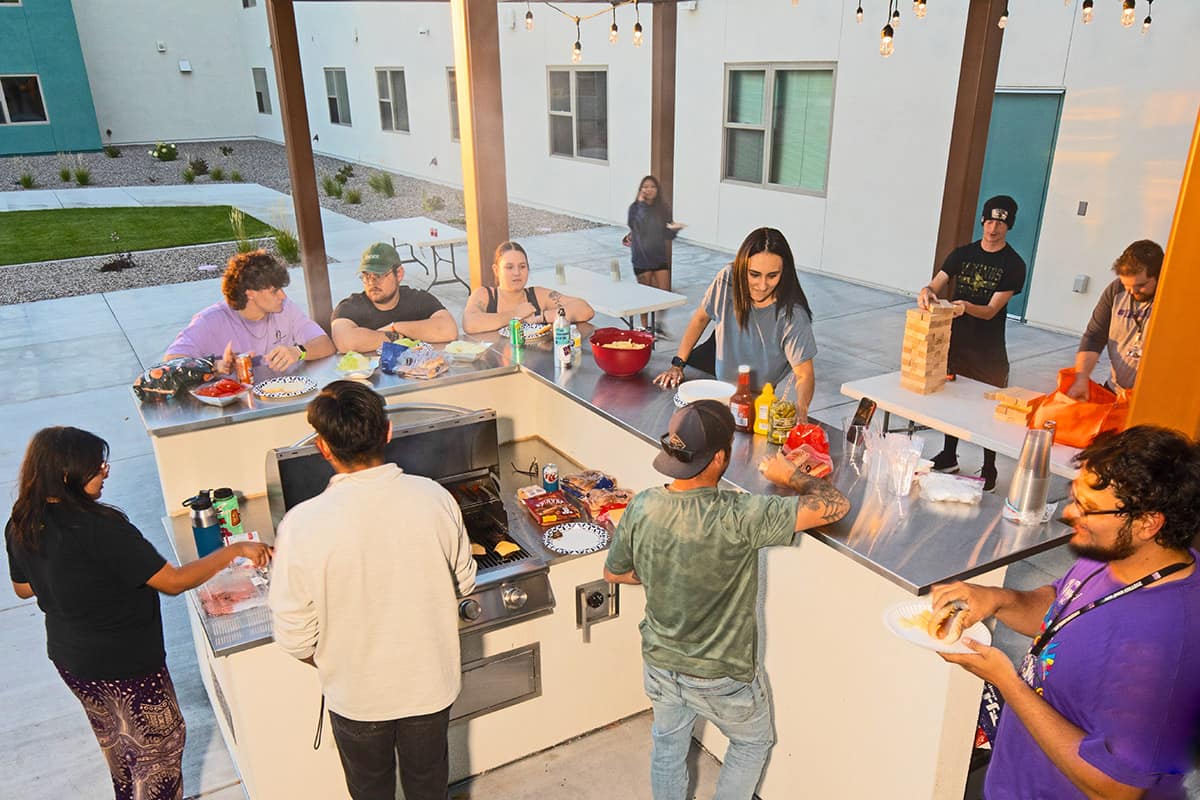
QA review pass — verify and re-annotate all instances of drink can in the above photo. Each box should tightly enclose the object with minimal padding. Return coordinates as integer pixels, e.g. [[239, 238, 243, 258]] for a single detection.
[[430, 226, 438, 238], [509, 317, 525, 347], [235, 353, 254, 384], [542, 463, 559, 493]]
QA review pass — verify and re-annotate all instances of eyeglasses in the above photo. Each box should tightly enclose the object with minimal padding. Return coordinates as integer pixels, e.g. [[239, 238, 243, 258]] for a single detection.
[[659, 433, 695, 462], [359, 271, 393, 285], [1057, 493, 1126, 525]]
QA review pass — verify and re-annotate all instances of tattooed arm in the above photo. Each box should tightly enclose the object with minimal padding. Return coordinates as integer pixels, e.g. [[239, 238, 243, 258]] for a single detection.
[[535, 287, 595, 324], [760, 453, 851, 531]]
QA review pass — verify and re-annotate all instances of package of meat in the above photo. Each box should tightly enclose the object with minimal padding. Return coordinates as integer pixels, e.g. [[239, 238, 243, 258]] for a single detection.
[[560, 470, 615, 500], [523, 491, 581, 526], [197, 564, 269, 617]]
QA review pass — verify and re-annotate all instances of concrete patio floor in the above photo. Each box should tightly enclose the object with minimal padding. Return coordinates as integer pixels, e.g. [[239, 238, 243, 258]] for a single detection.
[[0, 185, 1089, 799]]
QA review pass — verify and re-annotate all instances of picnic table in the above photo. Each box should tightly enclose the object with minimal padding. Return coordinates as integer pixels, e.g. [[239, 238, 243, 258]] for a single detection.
[[528, 265, 688, 329], [371, 216, 470, 291]]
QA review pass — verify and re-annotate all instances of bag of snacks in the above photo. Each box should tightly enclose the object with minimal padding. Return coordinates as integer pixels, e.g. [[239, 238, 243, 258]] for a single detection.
[[132, 357, 217, 401], [782, 423, 834, 478]]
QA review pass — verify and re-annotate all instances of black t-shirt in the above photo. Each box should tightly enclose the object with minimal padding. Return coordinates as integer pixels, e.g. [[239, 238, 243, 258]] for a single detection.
[[939, 241, 1027, 387], [332, 288, 446, 330], [6, 505, 168, 680]]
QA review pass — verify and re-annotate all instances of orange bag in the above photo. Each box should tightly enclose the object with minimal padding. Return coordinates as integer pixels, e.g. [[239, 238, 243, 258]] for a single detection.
[[1028, 368, 1129, 448]]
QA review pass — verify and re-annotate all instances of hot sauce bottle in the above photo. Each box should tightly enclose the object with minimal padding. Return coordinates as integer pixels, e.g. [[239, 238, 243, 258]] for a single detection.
[[730, 365, 754, 433]]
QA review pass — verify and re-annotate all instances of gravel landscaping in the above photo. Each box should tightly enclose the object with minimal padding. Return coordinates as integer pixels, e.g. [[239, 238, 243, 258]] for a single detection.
[[0, 139, 600, 304]]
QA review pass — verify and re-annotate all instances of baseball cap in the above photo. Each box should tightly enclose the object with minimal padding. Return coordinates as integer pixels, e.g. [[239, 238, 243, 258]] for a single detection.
[[981, 195, 1018, 230], [653, 400, 736, 479], [360, 242, 402, 274]]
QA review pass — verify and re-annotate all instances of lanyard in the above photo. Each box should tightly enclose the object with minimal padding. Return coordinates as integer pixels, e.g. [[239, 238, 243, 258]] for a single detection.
[[1028, 559, 1193, 659]]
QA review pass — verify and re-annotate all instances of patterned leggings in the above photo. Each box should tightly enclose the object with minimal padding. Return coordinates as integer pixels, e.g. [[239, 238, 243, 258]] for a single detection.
[[56, 662, 186, 800]]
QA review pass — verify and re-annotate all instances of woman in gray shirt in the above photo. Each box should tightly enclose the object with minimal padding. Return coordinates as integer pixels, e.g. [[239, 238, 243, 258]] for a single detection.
[[654, 228, 818, 419]]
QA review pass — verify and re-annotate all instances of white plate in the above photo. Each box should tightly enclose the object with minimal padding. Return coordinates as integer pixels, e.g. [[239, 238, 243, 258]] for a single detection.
[[189, 381, 249, 407], [334, 357, 380, 380], [253, 375, 318, 400], [674, 379, 736, 408], [882, 598, 992, 655], [543, 521, 610, 555], [499, 322, 552, 341], [444, 341, 492, 361]]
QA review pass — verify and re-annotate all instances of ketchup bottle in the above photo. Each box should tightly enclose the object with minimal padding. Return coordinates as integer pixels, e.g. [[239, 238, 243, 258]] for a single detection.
[[729, 365, 754, 433]]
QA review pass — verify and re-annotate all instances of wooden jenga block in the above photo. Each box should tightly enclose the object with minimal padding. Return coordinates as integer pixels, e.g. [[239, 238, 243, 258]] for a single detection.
[[983, 387, 1041, 411], [902, 339, 949, 357], [994, 403, 1032, 424], [901, 373, 947, 395], [903, 329, 950, 347]]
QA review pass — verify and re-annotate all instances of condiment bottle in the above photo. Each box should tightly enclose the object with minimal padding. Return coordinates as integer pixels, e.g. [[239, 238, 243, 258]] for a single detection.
[[753, 382, 774, 436], [554, 307, 572, 367], [729, 365, 754, 432]]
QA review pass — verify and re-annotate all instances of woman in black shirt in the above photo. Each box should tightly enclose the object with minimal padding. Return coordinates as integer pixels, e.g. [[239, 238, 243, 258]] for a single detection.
[[5, 427, 271, 800], [461, 240, 594, 334]]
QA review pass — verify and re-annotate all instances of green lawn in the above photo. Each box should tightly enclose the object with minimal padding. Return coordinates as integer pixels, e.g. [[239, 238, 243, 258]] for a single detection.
[[0, 206, 274, 266]]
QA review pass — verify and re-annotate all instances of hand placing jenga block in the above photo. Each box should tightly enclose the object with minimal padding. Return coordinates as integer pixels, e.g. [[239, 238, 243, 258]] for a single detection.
[[900, 306, 954, 394]]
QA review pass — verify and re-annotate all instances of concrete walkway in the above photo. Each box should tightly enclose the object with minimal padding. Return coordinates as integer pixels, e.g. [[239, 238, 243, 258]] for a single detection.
[[0, 185, 1085, 798]]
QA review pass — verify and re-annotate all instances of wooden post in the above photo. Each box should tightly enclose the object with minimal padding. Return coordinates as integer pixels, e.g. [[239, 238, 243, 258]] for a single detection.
[[266, 0, 333, 331], [449, 0, 509, 289], [930, 0, 1007, 277], [1126, 108, 1200, 439], [650, 1, 678, 280]]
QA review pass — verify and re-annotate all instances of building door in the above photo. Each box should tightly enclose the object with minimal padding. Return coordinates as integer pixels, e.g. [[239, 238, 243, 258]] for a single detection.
[[973, 90, 1063, 320]]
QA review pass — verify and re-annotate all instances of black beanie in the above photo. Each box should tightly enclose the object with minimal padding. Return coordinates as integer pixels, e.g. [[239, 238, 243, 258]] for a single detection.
[[981, 195, 1017, 230]]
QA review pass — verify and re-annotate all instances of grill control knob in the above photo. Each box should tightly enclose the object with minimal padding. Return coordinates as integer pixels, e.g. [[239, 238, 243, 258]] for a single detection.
[[459, 599, 482, 621], [587, 591, 606, 609], [501, 586, 528, 610]]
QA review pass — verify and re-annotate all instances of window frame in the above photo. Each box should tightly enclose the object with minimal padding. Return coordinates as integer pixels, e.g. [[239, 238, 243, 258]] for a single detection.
[[0, 74, 50, 126], [546, 66, 608, 165], [375, 67, 410, 134], [323, 67, 352, 127], [241, 0, 257, 8], [721, 61, 836, 197], [447, 68, 459, 142], [251, 67, 272, 115], [0, 1, 25, 7]]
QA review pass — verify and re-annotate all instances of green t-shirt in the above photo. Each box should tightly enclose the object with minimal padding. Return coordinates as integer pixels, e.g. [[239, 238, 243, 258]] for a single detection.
[[604, 486, 799, 682]]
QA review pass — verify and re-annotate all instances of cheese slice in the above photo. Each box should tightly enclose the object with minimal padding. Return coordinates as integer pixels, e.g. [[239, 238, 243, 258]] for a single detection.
[[494, 540, 520, 557], [470, 543, 486, 557]]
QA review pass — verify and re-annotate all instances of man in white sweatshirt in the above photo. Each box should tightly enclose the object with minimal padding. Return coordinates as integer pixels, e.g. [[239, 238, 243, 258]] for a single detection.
[[269, 380, 476, 800]]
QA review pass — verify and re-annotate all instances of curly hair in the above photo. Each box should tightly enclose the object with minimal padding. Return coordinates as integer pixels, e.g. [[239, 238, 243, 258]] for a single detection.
[[1075, 425, 1200, 550], [222, 249, 289, 310], [1112, 239, 1164, 278]]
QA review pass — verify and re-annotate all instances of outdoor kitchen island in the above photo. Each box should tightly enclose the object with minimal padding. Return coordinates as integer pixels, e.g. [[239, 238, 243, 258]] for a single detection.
[[136, 334, 1071, 800]]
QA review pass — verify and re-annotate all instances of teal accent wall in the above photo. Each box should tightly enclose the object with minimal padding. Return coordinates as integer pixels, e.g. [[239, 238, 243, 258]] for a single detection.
[[0, 0, 100, 155]]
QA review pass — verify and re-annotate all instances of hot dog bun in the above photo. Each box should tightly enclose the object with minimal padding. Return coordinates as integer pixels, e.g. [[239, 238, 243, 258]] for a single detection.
[[927, 601, 968, 644]]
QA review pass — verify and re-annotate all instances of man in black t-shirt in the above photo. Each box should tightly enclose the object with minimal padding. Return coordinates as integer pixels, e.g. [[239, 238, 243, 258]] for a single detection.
[[331, 242, 458, 352], [917, 195, 1028, 491]]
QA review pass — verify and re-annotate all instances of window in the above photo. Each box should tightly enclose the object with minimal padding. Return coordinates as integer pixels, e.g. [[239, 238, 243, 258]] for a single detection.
[[241, 0, 256, 8], [547, 68, 607, 161], [447, 69, 459, 142], [0, 1, 24, 5], [723, 64, 834, 194], [323, 68, 351, 126], [376, 68, 409, 133], [0, 75, 48, 125], [252, 68, 272, 115]]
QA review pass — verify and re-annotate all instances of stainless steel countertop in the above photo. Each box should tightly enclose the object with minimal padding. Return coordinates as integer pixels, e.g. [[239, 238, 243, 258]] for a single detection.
[[146, 327, 1070, 597]]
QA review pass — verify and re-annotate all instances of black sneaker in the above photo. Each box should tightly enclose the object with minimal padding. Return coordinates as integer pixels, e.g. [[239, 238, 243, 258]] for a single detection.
[[981, 464, 998, 493], [931, 450, 960, 474]]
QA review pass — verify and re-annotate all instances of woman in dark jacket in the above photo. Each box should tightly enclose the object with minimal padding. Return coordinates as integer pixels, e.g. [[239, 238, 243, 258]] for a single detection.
[[627, 175, 686, 333], [5, 426, 271, 800]]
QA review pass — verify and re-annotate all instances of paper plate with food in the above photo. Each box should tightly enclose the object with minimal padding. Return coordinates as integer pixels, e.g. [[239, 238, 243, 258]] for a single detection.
[[499, 321, 553, 340], [882, 598, 992, 654], [253, 375, 318, 400], [190, 378, 250, 407], [444, 340, 492, 361], [543, 521, 610, 556], [334, 351, 380, 380]]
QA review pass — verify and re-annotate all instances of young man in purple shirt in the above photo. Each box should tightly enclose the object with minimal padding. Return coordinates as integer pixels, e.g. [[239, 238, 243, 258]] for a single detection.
[[166, 250, 334, 371], [934, 425, 1200, 799]]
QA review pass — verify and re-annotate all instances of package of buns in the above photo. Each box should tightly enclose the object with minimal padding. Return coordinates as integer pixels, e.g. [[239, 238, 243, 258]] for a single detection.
[[394, 354, 448, 380], [560, 470, 616, 500], [516, 485, 547, 502], [583, 487, 634, 517]]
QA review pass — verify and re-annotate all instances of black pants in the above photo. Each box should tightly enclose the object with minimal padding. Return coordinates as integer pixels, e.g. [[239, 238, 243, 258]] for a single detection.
[[329, 705, 452, 800], [941, 435, 997, 469]]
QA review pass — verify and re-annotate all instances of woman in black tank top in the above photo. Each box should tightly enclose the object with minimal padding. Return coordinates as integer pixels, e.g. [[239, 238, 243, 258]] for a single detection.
[[461, 241, 595, 335]]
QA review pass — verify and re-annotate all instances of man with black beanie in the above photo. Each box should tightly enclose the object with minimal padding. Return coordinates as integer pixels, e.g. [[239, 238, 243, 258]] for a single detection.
[[917, 194, 1028, 491]]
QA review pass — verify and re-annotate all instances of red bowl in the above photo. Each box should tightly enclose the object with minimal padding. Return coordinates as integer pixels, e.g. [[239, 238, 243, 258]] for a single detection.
[[590, 327, 655, 377]]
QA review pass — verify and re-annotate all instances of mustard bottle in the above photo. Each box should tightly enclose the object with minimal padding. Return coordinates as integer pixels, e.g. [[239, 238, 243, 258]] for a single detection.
[[753, 382, 774, 436]]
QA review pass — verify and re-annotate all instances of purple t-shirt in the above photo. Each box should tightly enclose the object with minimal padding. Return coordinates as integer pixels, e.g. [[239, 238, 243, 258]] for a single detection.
[[167, 299, 324, 359], [985, 551, 1200, 799]]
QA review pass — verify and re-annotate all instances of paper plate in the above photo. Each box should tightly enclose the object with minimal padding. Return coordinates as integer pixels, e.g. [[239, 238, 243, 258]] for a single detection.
[[882, 598, 992, 655], [253, 375, 317, 400], [674, 379, 736, 408], [189, 380, 249, 407], [334, 357, 380, 381], [543, 521, 610, 555]]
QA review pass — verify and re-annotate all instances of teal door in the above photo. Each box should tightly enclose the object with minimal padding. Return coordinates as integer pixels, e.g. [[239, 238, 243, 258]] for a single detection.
[[973, 91, 1063, 320]]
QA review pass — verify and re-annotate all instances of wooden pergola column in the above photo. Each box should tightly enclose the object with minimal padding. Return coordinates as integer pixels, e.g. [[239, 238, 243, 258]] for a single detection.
[[930, 0, 1007, 275], [450, 0, 509, 289], [650, 1, 678, 280], [1127, 108, 1200, 438], [266, 0, 333, 330]]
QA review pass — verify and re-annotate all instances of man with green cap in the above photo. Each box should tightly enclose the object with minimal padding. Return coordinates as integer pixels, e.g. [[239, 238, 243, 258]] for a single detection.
[[331, 242, 458, 352]]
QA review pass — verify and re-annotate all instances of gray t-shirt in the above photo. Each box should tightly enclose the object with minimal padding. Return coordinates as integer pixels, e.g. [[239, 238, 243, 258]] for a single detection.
[[701, 265, 818, 387], [1078, 278, 1151, 391]]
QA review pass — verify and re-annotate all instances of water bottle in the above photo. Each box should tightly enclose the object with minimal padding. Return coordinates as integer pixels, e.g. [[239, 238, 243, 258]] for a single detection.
[[183, 491, 223, 558], [554, 306, 572, 368], [211, 487, 244, 542]]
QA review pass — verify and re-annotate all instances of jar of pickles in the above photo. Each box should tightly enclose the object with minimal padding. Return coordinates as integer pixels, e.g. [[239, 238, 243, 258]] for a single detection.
[[768, 398, 797, 445]]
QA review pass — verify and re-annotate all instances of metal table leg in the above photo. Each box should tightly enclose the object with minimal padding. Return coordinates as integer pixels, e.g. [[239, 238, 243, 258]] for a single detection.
[[391, 238, 430, 276], [427, 243, 471, 292]]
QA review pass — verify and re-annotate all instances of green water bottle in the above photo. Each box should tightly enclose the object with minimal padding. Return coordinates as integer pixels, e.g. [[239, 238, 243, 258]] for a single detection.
[[211, 487, 244, 542]]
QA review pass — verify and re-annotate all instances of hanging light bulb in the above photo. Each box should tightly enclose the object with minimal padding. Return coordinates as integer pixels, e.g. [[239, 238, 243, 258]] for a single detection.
[[856, 4, 864, 23], [1121, 0, 1136, 27], [1082, 0, 1094, 24], [633, 1, 643, 48], [912, 0, 919, 11], [892, 8, 901, 27], [880, 23, 895, 57], [915, 0, 928, 20], [610, 6, 619, 44], [998, 4, 1008, 28], [1142, 0, 1153, 33], [572, 18, 582, 63], [525, 1, 534, 31]]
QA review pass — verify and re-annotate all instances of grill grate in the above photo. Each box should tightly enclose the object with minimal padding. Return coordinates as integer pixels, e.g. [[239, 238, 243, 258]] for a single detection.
[[475, 546, 533, 571]]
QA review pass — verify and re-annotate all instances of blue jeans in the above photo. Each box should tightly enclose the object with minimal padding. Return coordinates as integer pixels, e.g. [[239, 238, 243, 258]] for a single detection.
[[643, 662, 775, 800], [328, 705, 451, 800]]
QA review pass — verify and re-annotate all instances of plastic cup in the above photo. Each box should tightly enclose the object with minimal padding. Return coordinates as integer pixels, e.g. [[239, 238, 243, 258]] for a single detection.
[[887, 448, 919, 496], [555, 262, 566, 284], [610, 260, 621, 282]]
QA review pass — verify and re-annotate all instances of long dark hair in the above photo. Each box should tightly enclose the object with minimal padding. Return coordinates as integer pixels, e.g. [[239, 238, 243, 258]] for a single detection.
[[9, 427, 128, 554], [730, 227, 812, 330], [635, 175, 661, 206]]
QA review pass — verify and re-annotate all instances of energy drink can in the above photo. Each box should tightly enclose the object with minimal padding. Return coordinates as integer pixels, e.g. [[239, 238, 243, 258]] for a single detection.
[[542, 463, 559, 493], [235, 353, 254, 384], [509, 318, 525, 347]]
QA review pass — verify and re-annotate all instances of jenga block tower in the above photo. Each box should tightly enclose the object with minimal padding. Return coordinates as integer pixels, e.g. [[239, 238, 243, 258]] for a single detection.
[[900, 306, 953, 395]]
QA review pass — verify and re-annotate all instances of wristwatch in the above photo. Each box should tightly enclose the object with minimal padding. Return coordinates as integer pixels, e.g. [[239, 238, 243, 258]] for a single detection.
[[670, 356, 687, 370], [296, 344, 307, 361]]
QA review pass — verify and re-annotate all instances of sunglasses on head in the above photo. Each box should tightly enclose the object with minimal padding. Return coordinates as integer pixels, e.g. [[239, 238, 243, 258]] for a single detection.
[[660, 433, 695, 462]]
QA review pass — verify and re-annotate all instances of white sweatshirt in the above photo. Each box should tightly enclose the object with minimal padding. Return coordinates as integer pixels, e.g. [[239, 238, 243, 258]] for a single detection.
[[268, 463, 477, 721]]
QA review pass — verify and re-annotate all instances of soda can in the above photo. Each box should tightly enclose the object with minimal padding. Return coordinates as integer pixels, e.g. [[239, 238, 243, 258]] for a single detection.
[[542, 462, 559, 493], [509, 317, 525, 347], [235, 353, 254, 385]]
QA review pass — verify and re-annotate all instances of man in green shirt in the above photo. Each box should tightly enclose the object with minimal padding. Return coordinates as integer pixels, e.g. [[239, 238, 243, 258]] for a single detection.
[[604, 400, 850, 799]]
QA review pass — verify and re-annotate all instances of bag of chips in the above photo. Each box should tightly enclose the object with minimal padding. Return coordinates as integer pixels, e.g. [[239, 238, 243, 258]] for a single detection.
[[132, 357, 217, 401]]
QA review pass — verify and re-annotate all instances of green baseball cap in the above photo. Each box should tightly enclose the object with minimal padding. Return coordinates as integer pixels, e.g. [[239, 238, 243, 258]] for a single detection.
[[360, 242, 402, 274]]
